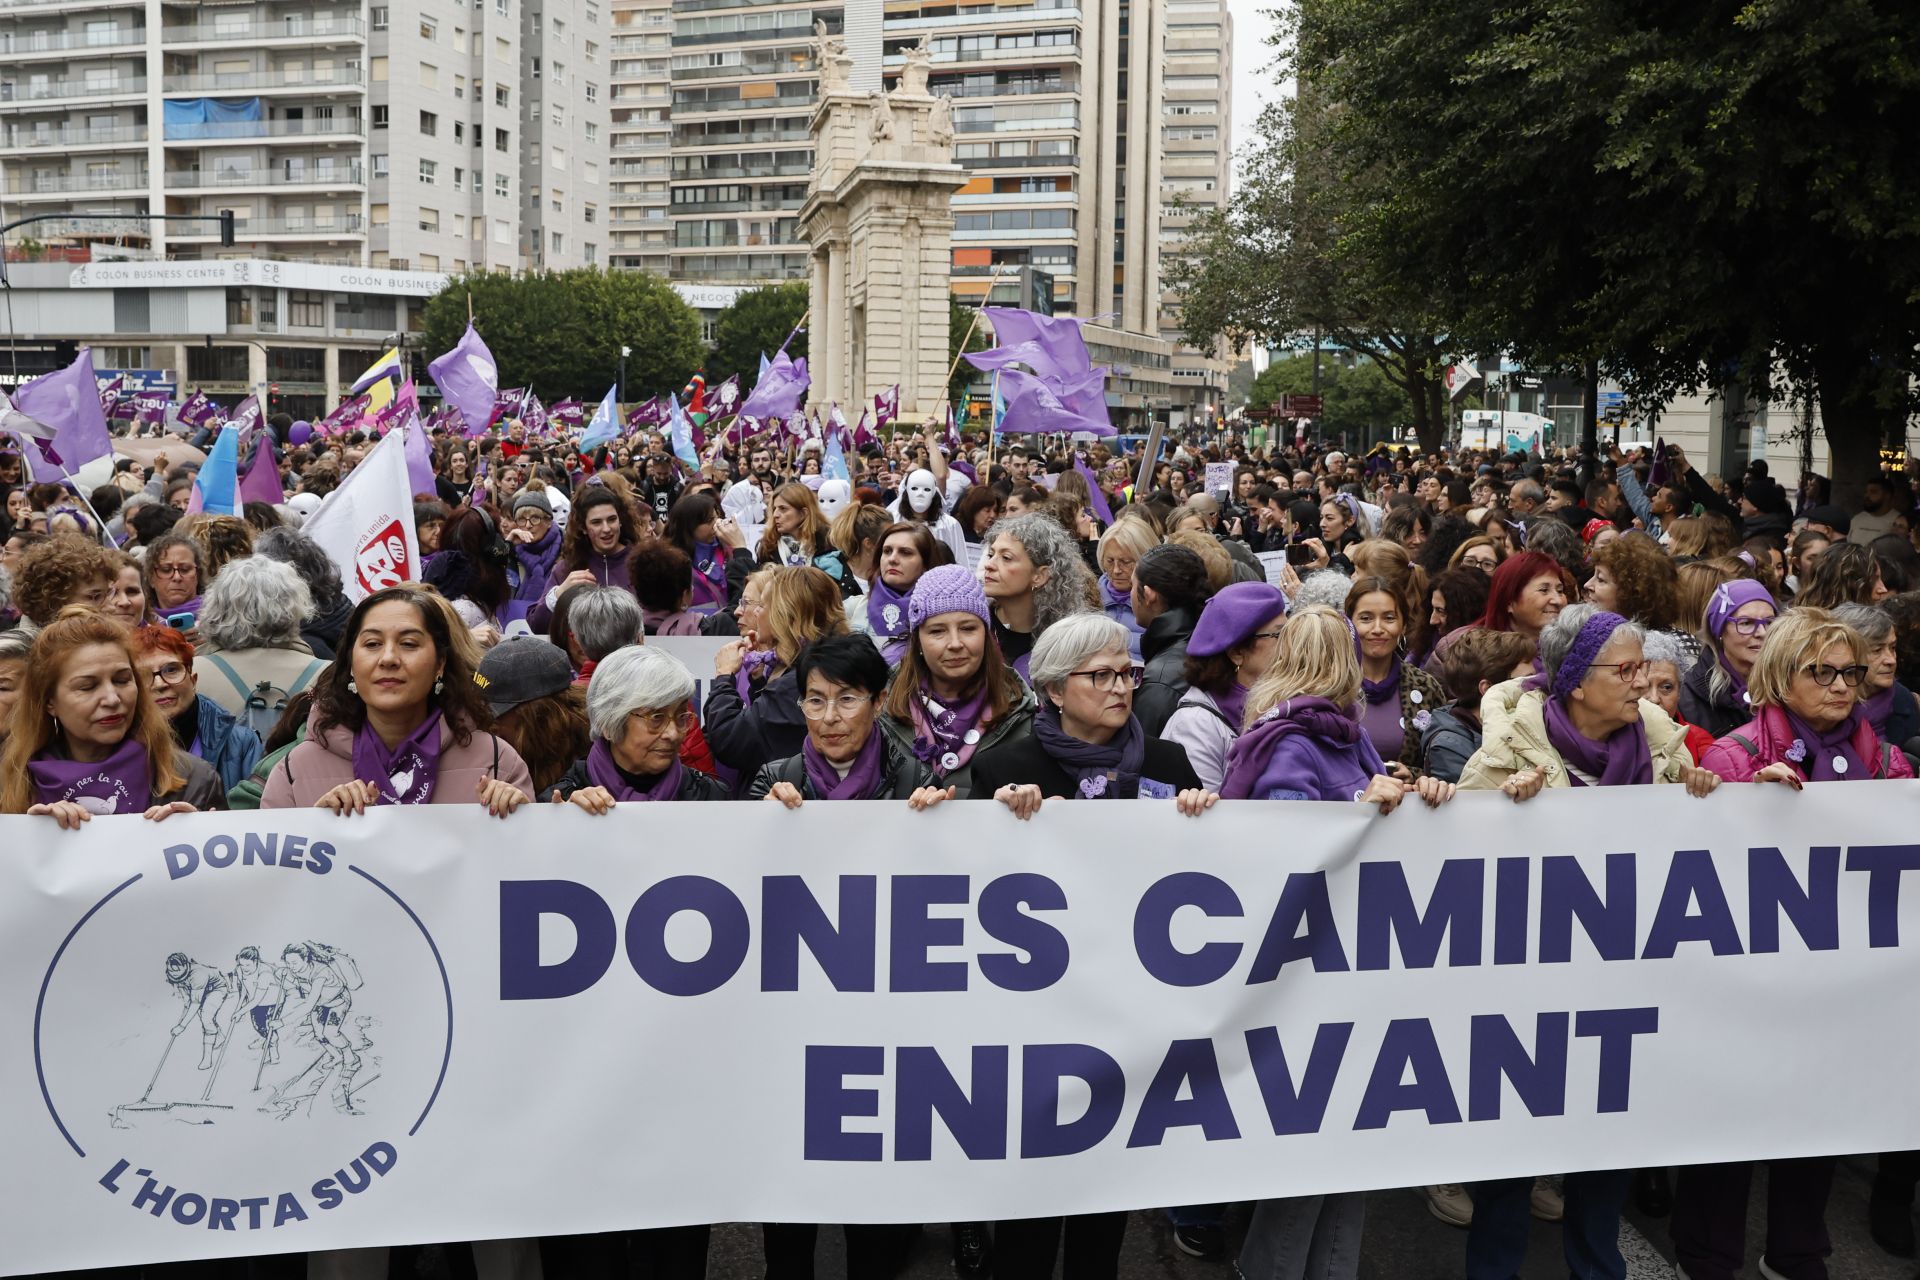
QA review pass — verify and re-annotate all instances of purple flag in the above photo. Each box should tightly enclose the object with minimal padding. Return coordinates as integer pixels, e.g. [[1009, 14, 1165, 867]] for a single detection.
[[521, 392, 549, 436], [626, 396, 665, 429], [1075, 455, 1113, 524], [238, 429, 287, 506], [549, 399, 587, 429], [737, 350, 810, 423], [372, 380, 420, 434], [996, 368, 1115, 437], [714, 375, 742, 414], [177, 389, 219, 428], [13, 348, 114, 476], [402, 412, 437, 497], [853, 410, 877, 452], [873, 385, 899, 427], [965, 308, 1094, 381], [427, 323, 501, 440], [318, 393, 369, 436], [124, 392, 171, 426], [227, 394, 264, 437]]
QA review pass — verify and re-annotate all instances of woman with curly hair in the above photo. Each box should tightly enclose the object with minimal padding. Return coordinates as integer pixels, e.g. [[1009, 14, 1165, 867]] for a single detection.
[[1583, 533, 1680, 631], [1795, 541, 1888, 610], [526, 484, 645, 633], [175, 513, 254, 583], [142, 530, 206, 624], [980, 511, 1096, 681], [13, 536, 118, 630]]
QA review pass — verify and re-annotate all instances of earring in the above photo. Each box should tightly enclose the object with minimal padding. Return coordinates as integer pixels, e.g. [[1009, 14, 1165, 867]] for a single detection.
[[347, 679, 358, 694], [433, 678, 445, 695]]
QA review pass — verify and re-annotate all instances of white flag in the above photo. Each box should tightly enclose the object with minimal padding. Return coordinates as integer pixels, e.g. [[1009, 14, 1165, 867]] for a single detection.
[[301, 427, 420, 603]]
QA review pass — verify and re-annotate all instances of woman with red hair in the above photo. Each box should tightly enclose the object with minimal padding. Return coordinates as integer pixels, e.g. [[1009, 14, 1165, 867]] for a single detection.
[[1479, 550, 1576, 644], [127, 624, 262, 792]]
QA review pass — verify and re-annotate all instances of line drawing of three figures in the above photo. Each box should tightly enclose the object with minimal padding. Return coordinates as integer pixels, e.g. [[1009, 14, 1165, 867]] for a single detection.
[[160, 941, 374, 1118]]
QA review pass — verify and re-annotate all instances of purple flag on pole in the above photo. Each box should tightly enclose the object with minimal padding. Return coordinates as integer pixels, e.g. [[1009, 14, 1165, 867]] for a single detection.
[[426, 323, 500, 439], [177, 390, 219, 428], [853, 410, 877, 452], [626, 396, 665, 429], [402, 411, 437, 497], [372, 380, 419, 433], [227, 394, 264, 437], [873, 385, 899, 428], [714, 375, 742, 415], [1075, 455, 1113, 524], [964, 308, 1094, 381], [548, 399, 587, 429], [238, 429, 287, 506], [13, 347, 114, 475], [317, 393, 369, 436], [995, 368, 1116, 437], [737, 349, 810, 423]]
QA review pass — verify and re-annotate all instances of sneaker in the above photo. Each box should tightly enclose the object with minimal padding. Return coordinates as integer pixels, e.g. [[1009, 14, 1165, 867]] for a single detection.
[[1172, 1225, 1226, 1260], [1530, 1177, 1564, 1223], [1756, 1258, 1787, 1280], [1423, 1185, 1473, 1228], [951, 1221, 991, 1276]]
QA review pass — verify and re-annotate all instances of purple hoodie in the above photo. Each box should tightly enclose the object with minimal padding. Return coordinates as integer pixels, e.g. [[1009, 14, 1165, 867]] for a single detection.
[[1219, 696, 1385, 801]]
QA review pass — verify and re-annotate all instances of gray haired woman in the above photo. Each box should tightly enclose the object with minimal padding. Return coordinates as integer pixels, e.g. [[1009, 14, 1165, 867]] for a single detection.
[[193, 555, 330, 725], [978, 511, 1096, 683], [1831, 602, 1920, 759], [550, 645, 727, 806], [254, 526, 352, 657]]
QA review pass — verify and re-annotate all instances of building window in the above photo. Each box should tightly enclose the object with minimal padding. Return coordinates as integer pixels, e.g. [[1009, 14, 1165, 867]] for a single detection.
[[585, 122, 597, 143], [586, 2, 598, 22], [494, 218, 510, 244], [585, 40, 598, 62], [495, 173, 509, 196], [454, 74, 466, 99], [372, 104, 389, 129], [551, 198, 563, 214], [372, 153, 390, 177], [550, 146, 566, 171], [225, 288, 252, 326], [370, 6, 389, 29], [420, 17, 437, 40], [474, 170, 485, 193], [371, 55, 389, 81], [584, 81, 597, 103], [289, 291, 325, 327], [551, 232, 563, 253], [420, 208, 440, 232], [583, 204, 596, 223], [495, 128, 509, 152], [453, 166, 465, 188], [420, 110, 438, 137], [585, 242, 596, 263], [551, 61, 565, 84], [419, 158, 438, 184], [551, 17, 565, 37], [495, 84, 509, 107], [453, 121, 464, 143]]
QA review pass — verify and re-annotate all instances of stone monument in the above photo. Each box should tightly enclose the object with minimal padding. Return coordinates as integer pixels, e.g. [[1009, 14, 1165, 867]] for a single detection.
[[798, 36, 967, 425]]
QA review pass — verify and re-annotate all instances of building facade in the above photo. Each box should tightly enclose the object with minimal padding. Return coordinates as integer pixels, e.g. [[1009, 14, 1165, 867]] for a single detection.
[[607, 0, 673, 274], [1156, 0, 1231, 429]]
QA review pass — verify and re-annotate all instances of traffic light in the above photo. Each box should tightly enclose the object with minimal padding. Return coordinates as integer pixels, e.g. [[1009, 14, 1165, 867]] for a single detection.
[[268, 383, 282, 411], [219, 210, 236, 247]]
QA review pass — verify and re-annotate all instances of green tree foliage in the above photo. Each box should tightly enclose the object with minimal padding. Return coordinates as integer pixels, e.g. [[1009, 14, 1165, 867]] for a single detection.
[[707, 282, 809, 387], [1293, 0, 1920, 494], [1167, 85, 1459, 454], [421, 269, 704, 401], [949, 298, 992, 407], [1248, 355, 1405, 446]]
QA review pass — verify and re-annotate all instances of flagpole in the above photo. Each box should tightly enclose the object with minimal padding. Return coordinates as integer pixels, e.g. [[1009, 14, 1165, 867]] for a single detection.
[[776, 310, 811, 360], [940, 263, 1014, 419], [987, 368, 1001, 472]]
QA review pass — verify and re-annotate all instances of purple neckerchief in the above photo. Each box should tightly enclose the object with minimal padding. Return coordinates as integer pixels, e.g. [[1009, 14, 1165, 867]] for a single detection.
[[1541, 696, 1652, 787], [866, 577, 914, 639], [1220, 696, 1380, 799], [513, 526, 562, 599], [1860, 684, 1897, 736], [1100, 576, 1132, 614], [27, 738, 153, 813], [908, 679, 991, 772], [1783, 707, 1871, 782], [801, 726, 887, 799], [1360, 663, 1400, 706], [585, 738, 684, 801], [157, 594, 202, 621], [1213, 681, 1251, 733], [351, 713, 444, 804], [734, 649, 780, 701], [1031, 702, 1145, 799], [690, 540, 729, 611]]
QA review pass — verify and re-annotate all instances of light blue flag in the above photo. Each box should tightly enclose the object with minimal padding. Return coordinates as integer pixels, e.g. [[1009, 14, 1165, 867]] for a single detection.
[[823, 422, 850, 482], [578, 385, 620, 453], [187, 424, 241, 515], [666, 395, 701, 470]]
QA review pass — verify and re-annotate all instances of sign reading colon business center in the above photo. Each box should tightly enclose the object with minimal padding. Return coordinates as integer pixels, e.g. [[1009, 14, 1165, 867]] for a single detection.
[[4, 787, 1917, 1272]]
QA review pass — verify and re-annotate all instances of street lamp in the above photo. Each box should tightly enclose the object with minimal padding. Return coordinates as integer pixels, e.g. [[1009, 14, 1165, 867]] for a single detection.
[[619, 344, 631, 408]]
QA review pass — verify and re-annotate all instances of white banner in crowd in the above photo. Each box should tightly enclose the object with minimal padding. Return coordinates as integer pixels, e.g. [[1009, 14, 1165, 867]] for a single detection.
[[300, 427, 420, 604], [5, 785, 1920, 1272]]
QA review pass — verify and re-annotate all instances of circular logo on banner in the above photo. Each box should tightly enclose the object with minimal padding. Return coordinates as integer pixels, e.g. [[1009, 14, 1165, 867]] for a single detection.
[[34, 829, 452, 1239], [354, 519, 412, 594]]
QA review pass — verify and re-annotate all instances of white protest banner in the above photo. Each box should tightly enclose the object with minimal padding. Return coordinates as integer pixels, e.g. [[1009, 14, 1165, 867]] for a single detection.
[[6, 785, 1920, 1273], [1205, 461, 1234, 497], [300, 428, 420, 602]]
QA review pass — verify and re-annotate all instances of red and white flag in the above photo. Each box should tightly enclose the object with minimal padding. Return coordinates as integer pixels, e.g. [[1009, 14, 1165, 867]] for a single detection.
[[301, 427, 420, 602]]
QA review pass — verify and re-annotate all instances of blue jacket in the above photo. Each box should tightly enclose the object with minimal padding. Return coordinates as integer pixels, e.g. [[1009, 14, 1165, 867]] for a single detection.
[[193, 695, 264, 792]]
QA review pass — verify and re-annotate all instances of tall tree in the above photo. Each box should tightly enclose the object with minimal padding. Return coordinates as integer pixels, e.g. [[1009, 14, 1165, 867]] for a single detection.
[[422, 269, 703, 400], [1297, 0, 1920, 498], [707, 282, 809, 387]]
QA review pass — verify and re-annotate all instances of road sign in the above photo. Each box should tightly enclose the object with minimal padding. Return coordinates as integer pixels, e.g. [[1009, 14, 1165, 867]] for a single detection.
[[1280, 395, 1323, 418]]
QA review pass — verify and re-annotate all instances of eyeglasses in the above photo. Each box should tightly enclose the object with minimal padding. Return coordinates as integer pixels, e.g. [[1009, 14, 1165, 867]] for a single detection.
[[800, 692, 874, 720], [1727, 615, 1775, 637], [1248, 630, 1286, 642], [1069, 666, 1145, 692], [146, 662, 189, 687], [152, 563, 196, 579], [1600, 659, 1653, 683], [629, 706, 695, 734], [1802, 663, 1868, 688]]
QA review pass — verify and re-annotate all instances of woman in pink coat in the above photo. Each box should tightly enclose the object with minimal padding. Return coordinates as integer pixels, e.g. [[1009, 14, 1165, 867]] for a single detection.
[[1675, 606, 1909, 1280], [260, 586, 533, 814]]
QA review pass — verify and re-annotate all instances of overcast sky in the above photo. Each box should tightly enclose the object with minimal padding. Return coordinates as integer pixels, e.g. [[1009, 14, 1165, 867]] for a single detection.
[[1229, 2, 1288, 178]]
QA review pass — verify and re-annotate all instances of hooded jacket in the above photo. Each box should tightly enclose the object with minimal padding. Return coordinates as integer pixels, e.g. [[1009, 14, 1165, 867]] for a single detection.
[[259, 711, 533, 808], [302, 594, 351, 660], [1697, 705, 1911, 783], [877, 673, 1037, 800], [525, 544, 635, 633], [1417, 704, 1482, 785], [1134, 605, 1200, 736], [1456, 679, 1695, 791]]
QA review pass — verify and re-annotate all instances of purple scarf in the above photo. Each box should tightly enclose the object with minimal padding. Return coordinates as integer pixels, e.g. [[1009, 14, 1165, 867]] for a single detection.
[[157, 593, 203, 622], [28, 738, 153, 813], [690, 540, 729, 611], [1541, 696, 1653, 787], [584, 738, 684, 801], [1213, 681, 1251, 734], [351, 714, 444, 804], [1100, 576, 1133, 614], [1360, 663, 1400, 705], [513, 526, 562, 600], [734, 649, 781, 701], [1220, 696, 1381, 799], [909, 680, 992, 774], [866, 577, 914, 640], [1783, 708, 1871, 782], [801, 726, 888, 799], [1031, 702, 1145, 799], [1860, 685, 1897, 736]]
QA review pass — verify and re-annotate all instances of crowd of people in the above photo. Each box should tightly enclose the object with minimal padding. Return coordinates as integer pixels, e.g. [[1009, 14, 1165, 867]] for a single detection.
[[5, 413, 1919, 1280]]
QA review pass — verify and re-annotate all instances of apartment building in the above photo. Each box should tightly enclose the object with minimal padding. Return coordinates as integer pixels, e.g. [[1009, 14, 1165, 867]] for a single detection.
[[1156, 0, 1231, 427], [606, 0, 672, 273], [520, 0, 610, 270]]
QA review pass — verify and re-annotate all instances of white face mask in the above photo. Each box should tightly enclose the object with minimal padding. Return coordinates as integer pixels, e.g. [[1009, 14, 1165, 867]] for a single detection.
[[817, 480, 850, 520], [905, 469, 939, 515]]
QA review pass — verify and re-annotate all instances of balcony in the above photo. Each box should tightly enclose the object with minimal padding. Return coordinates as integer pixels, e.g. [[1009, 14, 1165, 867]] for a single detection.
[[173, 214, 367, 238], [164, 117, 366, 142], [958, 152, 1079, 169], [610, 138, 671, 154], [4, 170, 149, 195], [162, 15, 366, 45], [672, 22, 820, 48], [0, 0, 142, 11], [162, 68, 365, 94], [163, 164, 365, 189], [0, 27, 147, 57], [0, 124, 148, 152], [955, 112, 1079, 134], [930, 78, 1076, 100], [883, 8, 1081, 32], [670, 195, 800, 215], [673, 93, 813, 115], [671, 126, 810, 147], [0, 76, 147, 105], [673, 159, 810, 181], [887, 42, 1083, 69], [954, 190, 1078, 207], [672, 230, 802, 248]]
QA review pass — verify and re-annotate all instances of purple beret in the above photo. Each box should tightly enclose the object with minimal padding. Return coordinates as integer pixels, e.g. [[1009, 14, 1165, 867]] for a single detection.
[[1188, 581, 1290, 658], [1703, 579, 1775, 639]]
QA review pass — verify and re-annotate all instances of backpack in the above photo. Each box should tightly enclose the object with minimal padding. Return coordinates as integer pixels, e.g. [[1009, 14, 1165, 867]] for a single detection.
[[202, 653, 327, 740]]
